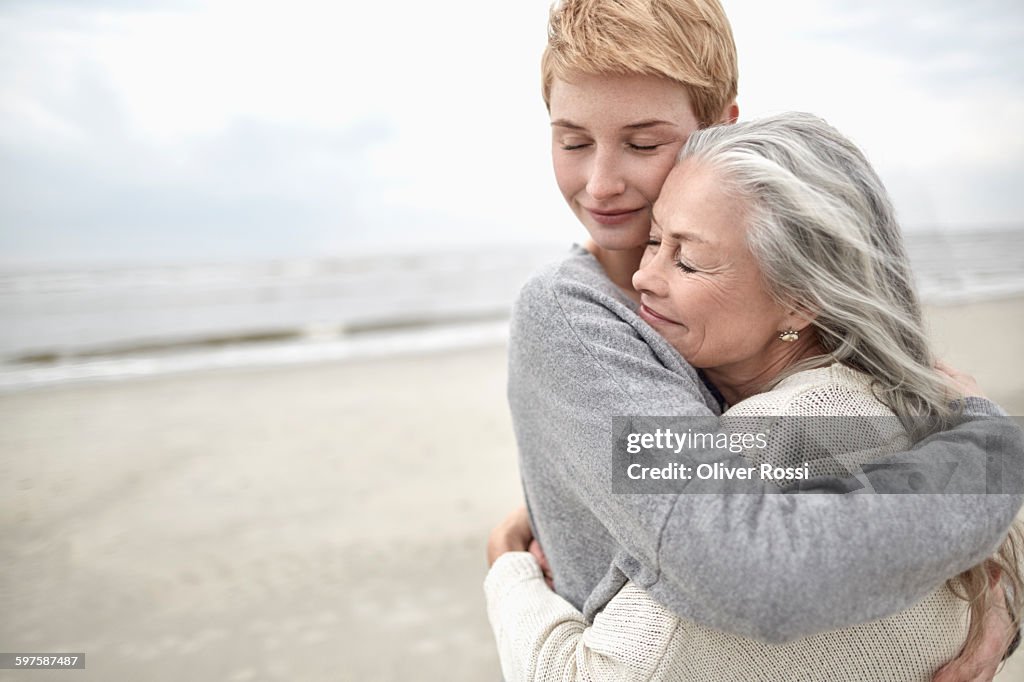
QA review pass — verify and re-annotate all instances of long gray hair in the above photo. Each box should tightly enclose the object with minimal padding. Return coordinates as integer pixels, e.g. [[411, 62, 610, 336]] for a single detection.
[[680, 112, 948, 430], [681, 112, 1023, 658]]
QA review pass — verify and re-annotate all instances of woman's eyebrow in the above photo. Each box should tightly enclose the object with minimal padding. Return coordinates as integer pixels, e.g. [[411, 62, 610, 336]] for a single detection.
[[624, 119, 676, 130], [551, 119, 677, 130], [653, 217, 709, 245], [672, 231, 709, 245]]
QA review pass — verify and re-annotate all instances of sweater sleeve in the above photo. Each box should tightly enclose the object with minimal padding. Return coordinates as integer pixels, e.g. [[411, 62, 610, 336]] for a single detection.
[[484, 552, 679, 682], [511, 266, 1024, 644]]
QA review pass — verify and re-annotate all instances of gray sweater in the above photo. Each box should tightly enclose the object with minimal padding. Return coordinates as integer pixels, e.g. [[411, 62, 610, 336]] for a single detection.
[[508, 245, 1023, 644]]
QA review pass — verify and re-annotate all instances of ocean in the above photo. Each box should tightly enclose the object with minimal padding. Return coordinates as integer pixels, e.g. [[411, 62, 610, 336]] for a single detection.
[[2, 228, 1022, 392]]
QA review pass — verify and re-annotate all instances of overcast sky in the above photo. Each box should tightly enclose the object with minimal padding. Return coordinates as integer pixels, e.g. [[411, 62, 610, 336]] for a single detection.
[[1, 0, 1022, 267]]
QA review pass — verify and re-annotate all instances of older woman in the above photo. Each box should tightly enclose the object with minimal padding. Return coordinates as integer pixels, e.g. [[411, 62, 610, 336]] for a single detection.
[[486, 113, 1022, 680]]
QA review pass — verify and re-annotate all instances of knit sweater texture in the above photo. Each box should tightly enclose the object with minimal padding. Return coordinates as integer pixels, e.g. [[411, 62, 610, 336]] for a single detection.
[[490, 364, 976, 681]]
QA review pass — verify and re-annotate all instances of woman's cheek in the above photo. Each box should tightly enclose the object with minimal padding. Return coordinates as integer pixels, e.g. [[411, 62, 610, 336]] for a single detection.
[[552, 153, 581, 202]]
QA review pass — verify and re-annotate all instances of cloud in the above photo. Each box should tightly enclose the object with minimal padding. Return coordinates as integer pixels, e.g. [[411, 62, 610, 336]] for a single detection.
[[0, 60, 399, 264], [802, 0, 1024, 90], [2, 0, 1019, 267], [3, 0, 199, 11]]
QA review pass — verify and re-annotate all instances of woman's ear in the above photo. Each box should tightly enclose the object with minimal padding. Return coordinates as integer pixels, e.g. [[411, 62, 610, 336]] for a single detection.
[[783, 304, 817, 332], [719, 101, 739, 125]]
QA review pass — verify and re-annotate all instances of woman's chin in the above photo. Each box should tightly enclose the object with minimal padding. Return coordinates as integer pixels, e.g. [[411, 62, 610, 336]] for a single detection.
[[585, 224, 648, 252]]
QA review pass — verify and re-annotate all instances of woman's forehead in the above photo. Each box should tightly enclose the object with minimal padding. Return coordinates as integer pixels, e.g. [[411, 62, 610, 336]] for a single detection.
[[548, 73, 699, 129], [655, 163, 750, 244]]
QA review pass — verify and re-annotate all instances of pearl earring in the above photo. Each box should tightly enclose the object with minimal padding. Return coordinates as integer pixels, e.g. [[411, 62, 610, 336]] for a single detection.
[[779, 329, 799, 343]]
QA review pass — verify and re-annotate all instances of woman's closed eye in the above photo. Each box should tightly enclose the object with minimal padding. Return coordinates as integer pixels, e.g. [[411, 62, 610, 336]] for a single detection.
[[674, 259, 698, 274], [558, 138, 669, 152], [627, 142, 664, 152], [646, 239, 700, 274]]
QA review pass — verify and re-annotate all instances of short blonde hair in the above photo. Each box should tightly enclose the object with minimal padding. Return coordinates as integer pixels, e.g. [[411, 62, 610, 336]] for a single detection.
[[541, 0, 739, 127]]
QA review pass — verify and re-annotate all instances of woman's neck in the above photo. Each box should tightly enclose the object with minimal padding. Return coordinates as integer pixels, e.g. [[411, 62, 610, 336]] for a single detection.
[[584, 240, 645, 303], [704, 335, 828, 407]]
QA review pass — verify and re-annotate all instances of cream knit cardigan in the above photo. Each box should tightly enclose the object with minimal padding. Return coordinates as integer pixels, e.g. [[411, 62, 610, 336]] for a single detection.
[[485, 365, 970, 681]]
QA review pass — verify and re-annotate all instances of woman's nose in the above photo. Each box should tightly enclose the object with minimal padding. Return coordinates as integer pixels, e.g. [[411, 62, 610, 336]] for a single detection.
[[586, 150, 626, 200], [633, 257, 668, 297]]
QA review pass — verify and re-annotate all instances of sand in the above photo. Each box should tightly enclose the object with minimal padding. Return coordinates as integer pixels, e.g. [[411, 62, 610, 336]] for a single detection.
[[926, 297, 1024, 415], [1, 295, 1022, 681]]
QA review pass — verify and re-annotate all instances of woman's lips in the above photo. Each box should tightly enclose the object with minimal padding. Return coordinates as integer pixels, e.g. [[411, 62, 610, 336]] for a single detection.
[[586, 207, 643, 225], [639, 303, 682, 326]]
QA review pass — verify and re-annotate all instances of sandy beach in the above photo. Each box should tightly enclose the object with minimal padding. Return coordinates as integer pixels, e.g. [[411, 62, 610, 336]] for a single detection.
[[1, 295, 1023, 681]]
